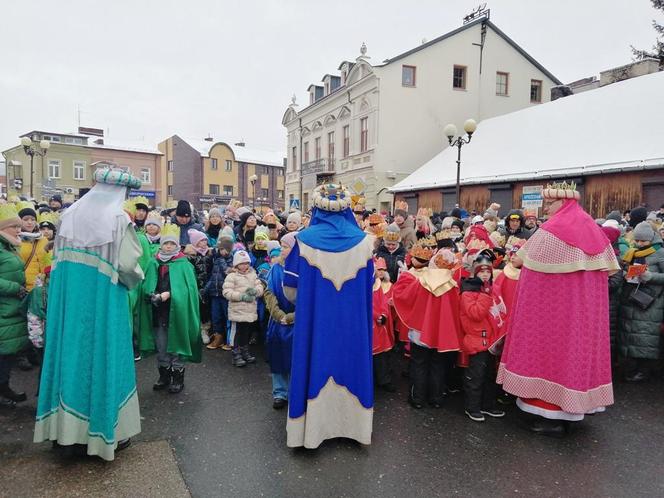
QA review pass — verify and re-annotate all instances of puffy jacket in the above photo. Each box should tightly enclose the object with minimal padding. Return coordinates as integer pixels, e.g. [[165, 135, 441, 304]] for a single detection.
[[459, 278, 497, 355], [498, 209, 532, 241], [608, 269, 623, 354], [0, 235, 29, 355], [222, 268, 264, 322], [170, 217, 204, 247], [375, 243, 407, 283], [19, 235, 51, 290], [184, 247, 212, 290], [398, 217, 417, 251], [618, 247, 664, 360], [204, 249, 233, 297]]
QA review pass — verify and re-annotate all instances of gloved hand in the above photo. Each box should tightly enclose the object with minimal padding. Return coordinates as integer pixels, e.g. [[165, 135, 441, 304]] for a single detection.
[[150, 293, 162, 307], [241, 294, 254, 303], [376, 315, 387, 326], [17, 286, 29, 299], [640, 271, 653, 282], [245, 287, 257, 297], [199, 289, 207, 304]]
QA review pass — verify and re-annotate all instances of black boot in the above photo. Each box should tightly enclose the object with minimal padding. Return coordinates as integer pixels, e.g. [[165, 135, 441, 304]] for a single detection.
[[16, 356, 33, 371], [0, 382, 27, 402], [240, 346, 256, 364], [168, 368, 184, 394], [0, 396, 16, 409], [153, 366, 171, 391], [232, 348, 247, 367], [529, 418, 569, 438]]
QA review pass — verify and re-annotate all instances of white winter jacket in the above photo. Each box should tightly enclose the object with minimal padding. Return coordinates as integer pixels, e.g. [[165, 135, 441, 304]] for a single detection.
[[222, 268, 264, 322]]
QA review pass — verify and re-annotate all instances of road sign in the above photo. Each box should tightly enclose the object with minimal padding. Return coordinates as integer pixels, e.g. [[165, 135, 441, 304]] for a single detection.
[[289, 198, 300, 211], [521, 185, 543, 209]]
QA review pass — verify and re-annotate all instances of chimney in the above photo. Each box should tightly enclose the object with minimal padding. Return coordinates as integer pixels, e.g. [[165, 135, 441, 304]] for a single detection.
[[550, 85, 573, 101], [599, 58, 661, 87], [204, 135, 214, 142], [94, 138, 104, 145], [235, 142, 246, 147]]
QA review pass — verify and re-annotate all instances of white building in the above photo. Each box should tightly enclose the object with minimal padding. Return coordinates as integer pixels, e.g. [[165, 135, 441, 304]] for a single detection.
[[282, 15, 561, 213]]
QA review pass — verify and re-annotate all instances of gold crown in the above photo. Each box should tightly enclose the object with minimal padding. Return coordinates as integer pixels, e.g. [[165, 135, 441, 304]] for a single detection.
[[416, 207, 433, 218], [435, 229, 452, 241], [420, 235, 437, 249], [466, 239, 490, 253], [38, 211, 59, 225], [395, 200, 409, 212], [123, 199, 137, 216], [228, 199, 242, 209], [368, 213, 384, 225], [351, 195, 366, 211], [166, 200, 178, 209], [131, 196, 151, 208], [384, 223, 401, 242], [161, 223, 180, 239], [543, 181, 580, 200], [411, 243, 434, 261], [0, 203, 20, 223], [16, 200, 35, 213]]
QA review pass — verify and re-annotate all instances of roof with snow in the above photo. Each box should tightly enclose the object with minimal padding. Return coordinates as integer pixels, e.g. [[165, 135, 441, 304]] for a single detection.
[[390, 71, 664, 193], [180, 137, 284, 167]]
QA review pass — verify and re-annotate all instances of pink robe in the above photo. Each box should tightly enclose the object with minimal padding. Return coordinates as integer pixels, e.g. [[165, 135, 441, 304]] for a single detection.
[[496, 200, 619, 420]]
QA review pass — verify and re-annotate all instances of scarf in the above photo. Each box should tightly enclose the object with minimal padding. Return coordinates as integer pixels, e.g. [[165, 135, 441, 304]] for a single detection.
[[146, 233, 161, 244], [195, 245, 209, 256], [158, 247, 180, 262], [623, 245, 656, 264], [206, 223, 221, 240]]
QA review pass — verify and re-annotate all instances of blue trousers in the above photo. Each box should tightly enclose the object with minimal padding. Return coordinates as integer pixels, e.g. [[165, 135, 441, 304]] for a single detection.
[[271, 373, 290, 400], [210, 296, 229, 341]]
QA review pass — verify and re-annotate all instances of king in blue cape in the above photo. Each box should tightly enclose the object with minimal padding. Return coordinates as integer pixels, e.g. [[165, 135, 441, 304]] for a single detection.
[[283, 184, 374, 448]]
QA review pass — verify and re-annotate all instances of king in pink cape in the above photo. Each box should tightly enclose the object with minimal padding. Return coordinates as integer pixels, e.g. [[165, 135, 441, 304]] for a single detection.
[[496, 198, 620, 420]]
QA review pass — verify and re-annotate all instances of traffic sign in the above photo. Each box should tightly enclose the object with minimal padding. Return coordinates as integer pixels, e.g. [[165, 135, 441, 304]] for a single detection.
[[521, 185, 543, 209], [289, 198, 300, 210]]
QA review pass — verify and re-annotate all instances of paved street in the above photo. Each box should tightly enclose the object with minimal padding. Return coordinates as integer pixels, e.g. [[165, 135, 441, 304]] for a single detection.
[[1, 348, 663, 498]]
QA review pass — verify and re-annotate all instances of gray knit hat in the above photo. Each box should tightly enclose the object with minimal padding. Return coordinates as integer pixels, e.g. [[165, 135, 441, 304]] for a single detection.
[[633, 221, 655, 242], [208, 207, 222, 219]]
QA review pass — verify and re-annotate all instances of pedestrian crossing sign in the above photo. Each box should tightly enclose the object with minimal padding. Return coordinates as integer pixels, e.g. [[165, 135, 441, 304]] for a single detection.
[[289, 198, 300, 210]]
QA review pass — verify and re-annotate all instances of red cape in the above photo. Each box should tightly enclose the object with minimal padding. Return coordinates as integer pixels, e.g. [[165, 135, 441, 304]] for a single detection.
[[373, 283, 395, 354], [392, 270, 462, 352]]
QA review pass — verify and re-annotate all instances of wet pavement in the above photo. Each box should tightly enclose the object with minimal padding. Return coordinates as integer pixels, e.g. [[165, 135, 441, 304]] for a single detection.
[[1, 348, 663, 497]]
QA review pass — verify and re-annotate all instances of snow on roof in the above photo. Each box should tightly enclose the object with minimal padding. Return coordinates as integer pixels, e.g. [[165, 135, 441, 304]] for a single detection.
[[181, 137, 284, 167], [391, 71, 664, 193], [84, 138, 162, 155]]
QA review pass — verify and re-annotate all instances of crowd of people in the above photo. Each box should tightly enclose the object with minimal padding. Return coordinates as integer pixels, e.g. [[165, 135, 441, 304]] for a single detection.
[[0, 171, 662, 458]]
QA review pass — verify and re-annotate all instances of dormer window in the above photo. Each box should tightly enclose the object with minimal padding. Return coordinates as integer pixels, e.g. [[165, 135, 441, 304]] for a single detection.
[[341, 70, 347, 84], [324, 81, 330, 95]]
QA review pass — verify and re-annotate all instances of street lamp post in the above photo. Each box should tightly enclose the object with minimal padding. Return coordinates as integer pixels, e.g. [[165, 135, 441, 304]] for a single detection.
[[249, 174, 258, 210], [443, 119, 477, 208], [20, 136, 50, 199]]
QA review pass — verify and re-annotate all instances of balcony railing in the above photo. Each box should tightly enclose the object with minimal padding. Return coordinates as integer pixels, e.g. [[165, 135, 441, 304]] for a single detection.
[[301, 158, 336, 176]]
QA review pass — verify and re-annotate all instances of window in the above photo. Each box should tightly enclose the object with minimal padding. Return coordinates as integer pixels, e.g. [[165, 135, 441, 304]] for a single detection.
[[223, 185, 234, 196], [496, 71, 509, 96], [48, 136, 61, 142], [324, 82, 330, 95], [48, 159, 61, 179], [328, 131, 335, 160], [167, 160, 174, 172], [453, 65, 467, 89], [140, 168, 151, 184], [261, 188, 269, 198], [277, 190, 284, 200], [402, 65, 416, 87], [304, 141, 310, 162], [73, 160, 86, 181], [360, 117, 368, 153], [167, 185, 173, 196], [73, 138, 83, 145], [64, 137, 73, 144], [530, 79, 543, 103], [209, 184, 220, 195], [225, 160, 232, 172], [315, 137, 321, 160], [291, 146, 297, 171], [64, 137, 84, 145], [211, 158, 218, 170], [276, 168, 284, 176], [343, 125, 350, 158]]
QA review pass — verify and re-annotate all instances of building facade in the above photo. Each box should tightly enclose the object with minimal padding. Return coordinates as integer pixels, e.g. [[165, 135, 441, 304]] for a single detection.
[[2, 128, 163, 204], [157, 135, 285, 211], [282, 16, 561, 212]]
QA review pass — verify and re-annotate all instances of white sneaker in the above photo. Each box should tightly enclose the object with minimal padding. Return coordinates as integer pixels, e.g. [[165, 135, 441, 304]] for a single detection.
[[201, 330, 210, 345]]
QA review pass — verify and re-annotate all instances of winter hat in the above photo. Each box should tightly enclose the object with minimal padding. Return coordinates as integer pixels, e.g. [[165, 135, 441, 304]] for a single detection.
[[266, 240, 280, 254], [471, 215, 484, 225], [239, 211, 256, 228], [17, 201, 37, 220], [188, 228, 207, 247], [451, 219, 465, 232], [384, 223, 401, 243], [441, 216, 455, 229], [646, 211, 660, 222], [219, 225, 235, 242], [472, 250, 495, 276], [287, 211, 302, 227], [280, 231, 298, 249], [602, 219, 621, 231], [606, 210, 622, 224], [393, 200, 409, 220], [601, 225, 621, 244], [208, 207, 222, 220], [254, 226, 269, 250], [236, 206, 251, 217], [633, 221, 655, 242], [483, 203, 501, 221], [160, 223, 180, 246], [450, 208, 462, 219], [49, 195, 63, 206], [175, 200, 191, 217], [629, 207, 648, 228], [232, 250, 251, 267], [0, 203, 21, 231], [145, 212, 163, 228]]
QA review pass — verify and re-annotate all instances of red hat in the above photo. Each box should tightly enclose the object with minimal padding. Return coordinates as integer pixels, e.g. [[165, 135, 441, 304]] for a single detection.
[[374, 257, 387, 271], [464, 225, 495, 248]]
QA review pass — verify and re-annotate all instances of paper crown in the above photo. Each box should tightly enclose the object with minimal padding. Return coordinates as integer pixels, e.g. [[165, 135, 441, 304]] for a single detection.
[[465, 238, 490, 254], [542, 181, 580, 200], [0, 203, 20, 223], [430, 249, 458, 271], [420, 235, 438, 249], [228, 199, 242, 210], [131, 196, 151, 209], [416, 207, 433, 218], [435, 229, 452, 241], [161, 223, 180, 241], [16, 200, 36, 214], [505, 236, 526, 253], [384, 223, 401, 242], [38, 211, 59, 226], [123, 199, 137, 216], [374, 257, 387, 271], [351, 195, 366, 212], [93, 167, 142, 190], [411, 243, 434, 262], [312, 184, 351, 212], [394, 200, 409, 213], [368, 213, 384, 225]]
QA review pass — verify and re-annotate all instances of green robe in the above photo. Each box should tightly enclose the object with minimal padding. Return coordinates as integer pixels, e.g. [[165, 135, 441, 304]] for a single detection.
[[139, 255, 202, 362], [128, 232, 152, 340]]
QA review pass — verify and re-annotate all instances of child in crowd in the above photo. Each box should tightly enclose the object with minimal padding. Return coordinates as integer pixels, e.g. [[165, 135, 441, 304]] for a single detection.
[[185, 228, 213, 344], [204, 227, 235, 350], [141, 224, 202, 394], [372, 257, 396, 392], [264, 232, 296, 408], [223, 250, 264, 367], [459, 252, 505, 422], [144, 212, 163, 256]]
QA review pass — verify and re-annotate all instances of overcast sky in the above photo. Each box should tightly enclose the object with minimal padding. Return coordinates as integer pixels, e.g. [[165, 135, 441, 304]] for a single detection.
[[0, 0, 660, 155]]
